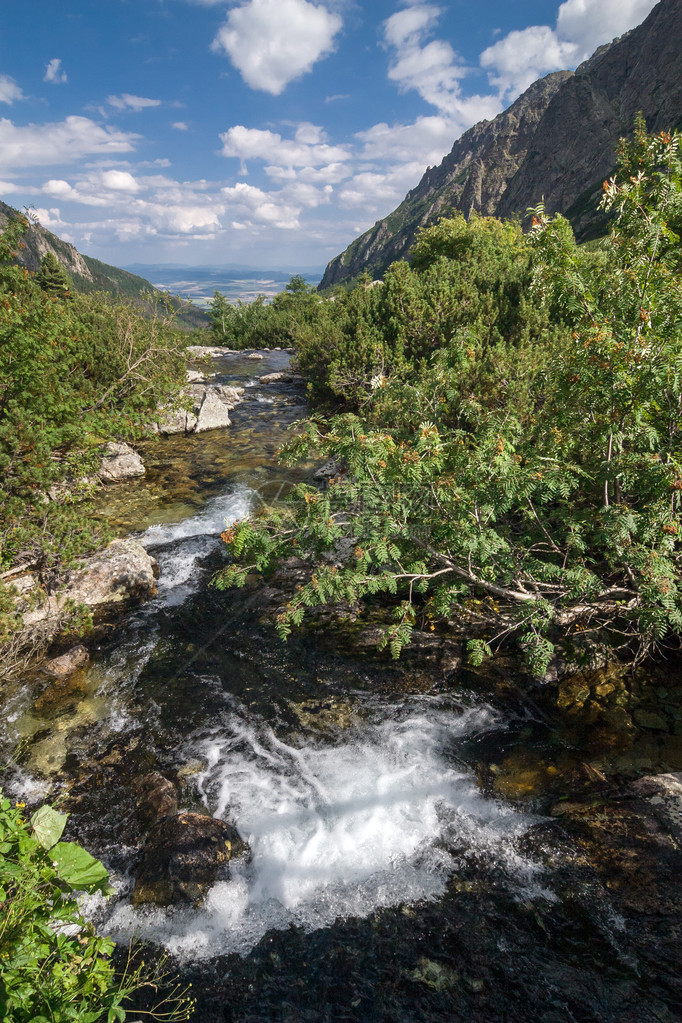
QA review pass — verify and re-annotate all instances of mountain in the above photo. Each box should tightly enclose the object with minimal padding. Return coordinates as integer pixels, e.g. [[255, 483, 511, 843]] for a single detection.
[[320, 0, 682, 290], [0, 201, 208, 330]]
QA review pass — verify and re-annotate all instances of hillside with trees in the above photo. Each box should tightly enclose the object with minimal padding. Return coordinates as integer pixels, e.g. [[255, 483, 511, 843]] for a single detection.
[[0, 208, 189, 652]]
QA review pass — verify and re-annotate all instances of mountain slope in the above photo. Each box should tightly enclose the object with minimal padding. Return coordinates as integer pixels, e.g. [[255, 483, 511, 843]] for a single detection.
[[0, 201, 207, 330], [321, 0, 682, 289]]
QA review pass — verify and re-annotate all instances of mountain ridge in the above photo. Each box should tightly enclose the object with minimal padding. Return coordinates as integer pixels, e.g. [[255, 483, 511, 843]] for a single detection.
[[0, 201, 208, 330], [320, 0, 682, 290]]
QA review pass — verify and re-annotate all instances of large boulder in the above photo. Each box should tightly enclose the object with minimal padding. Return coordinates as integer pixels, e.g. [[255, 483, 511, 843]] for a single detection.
[[195, 389, 231, 432], [19, 538, 158, 643], [156, 383, 243, 434], [156, 408, 198, 435], [98, 441, 145, 482], [132, 811, 249, 906], [185, 345, 235, 358]]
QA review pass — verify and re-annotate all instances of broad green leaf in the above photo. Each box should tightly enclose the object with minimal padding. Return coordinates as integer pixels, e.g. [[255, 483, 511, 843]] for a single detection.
[[50, 841, 110, 891], [30, 804, 68, 850]]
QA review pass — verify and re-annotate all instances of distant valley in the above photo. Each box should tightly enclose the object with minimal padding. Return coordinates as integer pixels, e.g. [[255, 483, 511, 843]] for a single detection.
[[123, 265, 324, 307]]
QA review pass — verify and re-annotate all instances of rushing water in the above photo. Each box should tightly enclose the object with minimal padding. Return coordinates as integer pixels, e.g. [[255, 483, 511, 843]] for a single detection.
[[2, 351, 681, 1022]]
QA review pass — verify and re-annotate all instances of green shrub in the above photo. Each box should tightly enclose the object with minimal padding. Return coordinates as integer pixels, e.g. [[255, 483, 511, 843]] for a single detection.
[[0, 792, 194, 1022]]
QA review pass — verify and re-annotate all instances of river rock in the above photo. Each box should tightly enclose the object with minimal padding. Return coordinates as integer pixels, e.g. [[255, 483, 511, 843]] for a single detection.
[[98, 441, 145, 482], [186, 345, 235, 358], [245, 352, 263, 360], [132, 811, 249, 907], [20, 538, 159, 643], [157, 408, 198, 435], [42, 644, 90, 676], [214, 384, 244, 406], [133, 771, 179, 825], [195, 389, 231, 432], [186, 369, 205, 383], [259, 372, 292, 384]]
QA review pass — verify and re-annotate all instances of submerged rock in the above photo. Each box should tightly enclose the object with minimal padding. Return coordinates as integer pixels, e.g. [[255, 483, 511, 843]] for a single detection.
[[245, 352, 264, 360], [98, 441, 146, 482], [42, 644, 90, 676], [133, 771, 179, 825], [132, 811, 249, 907]]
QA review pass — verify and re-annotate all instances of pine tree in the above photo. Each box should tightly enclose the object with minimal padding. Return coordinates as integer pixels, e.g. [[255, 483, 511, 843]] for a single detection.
[[35, 251, 72, 298]]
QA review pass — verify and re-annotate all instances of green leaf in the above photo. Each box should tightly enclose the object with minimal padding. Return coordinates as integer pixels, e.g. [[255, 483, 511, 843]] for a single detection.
[[30, 804, 68, 850], [50, 841, 110, 891]]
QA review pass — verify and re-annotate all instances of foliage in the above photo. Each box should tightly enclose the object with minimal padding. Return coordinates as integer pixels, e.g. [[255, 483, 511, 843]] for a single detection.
[[0, 791, 194, 1022], [293, 215, 557, 410], [216, 126, 682, 675], [207, 275, 322, 349]]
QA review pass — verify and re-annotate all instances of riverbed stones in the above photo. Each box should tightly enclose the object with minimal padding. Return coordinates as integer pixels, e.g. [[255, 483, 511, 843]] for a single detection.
[[186, 345, 235, 358], [245, 352, 263, 360], [98, 441, 146, 482], [132, 811, 249, 907]]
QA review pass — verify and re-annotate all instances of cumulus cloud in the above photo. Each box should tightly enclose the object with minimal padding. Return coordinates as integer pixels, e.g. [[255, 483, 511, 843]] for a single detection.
[[383, 5, 466, 116], [37, 170, 225, 240], [107, 94, 162, 111], [556, 0, 658, 54], [43, 59, 67, 84], [481, 0, 658, 99], [211, 0, 342, 95], [0, 75, 25, 105], [0, 116, 138, 174], [172, 121, 189, 131], [222, 182, 301, 229], [219, 123, 350, 174]]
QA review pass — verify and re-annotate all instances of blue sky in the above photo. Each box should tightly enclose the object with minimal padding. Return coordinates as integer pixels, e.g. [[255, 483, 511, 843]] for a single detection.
[[0, 0, 658, 269]]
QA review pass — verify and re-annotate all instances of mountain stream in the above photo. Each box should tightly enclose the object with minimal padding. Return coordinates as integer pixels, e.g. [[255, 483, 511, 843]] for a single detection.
[[1, 351, 680, 1022]]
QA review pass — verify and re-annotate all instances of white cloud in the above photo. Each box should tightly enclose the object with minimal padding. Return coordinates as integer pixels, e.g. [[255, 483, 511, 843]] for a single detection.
[[219, 123, 350, 174], [0, 116, 138, 174], [43, 179, 73, 197], [32, 207, 67, 229], [356, 114, 474, 167], [382, 5, 471, 118], [211, 0, 342, 95], [222, 181, 301, 229], [107, 94, 162, 111], [0, 75, 24, 104], [480, 26, 577, 96], [172, 121, 189, 131], [43, 59, 67, 84], [100, 169, 139, 192], [481, 0, 658, 99], [556, 0, 658, 55]]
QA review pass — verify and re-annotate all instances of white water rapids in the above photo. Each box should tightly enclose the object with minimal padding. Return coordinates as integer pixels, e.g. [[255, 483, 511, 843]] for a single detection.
[[9, 478, 547, 962], [103, 696, 545, 960]]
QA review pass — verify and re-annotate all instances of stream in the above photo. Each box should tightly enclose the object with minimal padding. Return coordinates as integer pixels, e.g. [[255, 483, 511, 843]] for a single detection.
[[1, 351, 681, 1022]]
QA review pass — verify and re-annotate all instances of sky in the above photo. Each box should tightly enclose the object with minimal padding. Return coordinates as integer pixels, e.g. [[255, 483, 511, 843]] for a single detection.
[[0, 0, 659, 270]]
